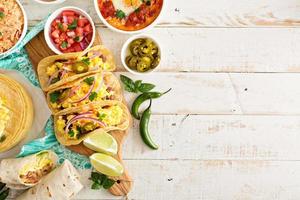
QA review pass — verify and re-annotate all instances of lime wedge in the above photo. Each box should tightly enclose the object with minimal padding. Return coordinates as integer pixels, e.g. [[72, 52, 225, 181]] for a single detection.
[[83, 130, 118, 155], [90, 153, 124, 177]]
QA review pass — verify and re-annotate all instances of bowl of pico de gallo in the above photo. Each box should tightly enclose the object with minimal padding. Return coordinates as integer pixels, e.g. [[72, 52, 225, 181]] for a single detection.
[[44, 6, 96, 54]]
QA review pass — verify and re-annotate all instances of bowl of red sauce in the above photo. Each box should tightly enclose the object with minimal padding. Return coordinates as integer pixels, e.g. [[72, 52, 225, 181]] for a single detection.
[[44, 7, 95, 54], [94, 0, 164, 34]]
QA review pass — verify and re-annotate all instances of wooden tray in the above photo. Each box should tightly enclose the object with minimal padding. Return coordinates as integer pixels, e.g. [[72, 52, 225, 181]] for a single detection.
[[25, 31, 133, 196]]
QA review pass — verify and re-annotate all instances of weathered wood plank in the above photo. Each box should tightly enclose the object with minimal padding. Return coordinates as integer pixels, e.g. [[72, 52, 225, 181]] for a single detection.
[[122, 115, 300, 160], [23, 0, 300, 27], [119, 72, 300, 115], [75, 160, 300, 199], [99, 28, 300, 73]]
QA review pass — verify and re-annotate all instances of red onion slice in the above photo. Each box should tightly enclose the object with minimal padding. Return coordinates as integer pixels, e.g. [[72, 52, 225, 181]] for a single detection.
[[64, 116, 106, 135], [70, 76, 95, 103], [47, 69, 63, 86]]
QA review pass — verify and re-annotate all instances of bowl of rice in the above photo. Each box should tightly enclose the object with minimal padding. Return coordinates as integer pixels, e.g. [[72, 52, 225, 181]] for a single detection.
[[0, 0, 27, 59]]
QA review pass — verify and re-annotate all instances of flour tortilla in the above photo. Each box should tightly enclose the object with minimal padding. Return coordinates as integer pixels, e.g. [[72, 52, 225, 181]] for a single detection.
[[54, 100, 130, 146], [0, 74, 34, 153], [46, 72, 122, 115], [16, 160, 83, 200], [0, 150, 58, 189], [38, 45, 116, 91]]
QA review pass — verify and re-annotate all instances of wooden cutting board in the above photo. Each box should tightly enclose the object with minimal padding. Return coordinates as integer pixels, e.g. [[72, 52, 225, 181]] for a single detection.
[[25, 31, 133, 196]]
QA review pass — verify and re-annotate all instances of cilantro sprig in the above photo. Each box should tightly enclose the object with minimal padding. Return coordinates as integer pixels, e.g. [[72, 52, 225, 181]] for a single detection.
[[90, 172, 115, 190], [120, 75, 155, 93]]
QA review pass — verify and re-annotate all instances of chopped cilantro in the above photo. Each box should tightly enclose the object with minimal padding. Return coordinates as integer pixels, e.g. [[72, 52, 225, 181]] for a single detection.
[[134, 8, 140, 13], [0, 12, 4, 19], [49, 91, 61, 103], [68, 130, 75, 137], [81, 58, 90, 65], [83, 77, 95, 85], [90, 171, 115, 190], [61, 41, 68, 49], [89, 92, 97, 101], [58, 23, 63, 30], [116, 10, 126, 19], [98, 113, 107, 121], [74, 36, 80, 42], [68, 19, 78, 30], [50, 77, 60, 84]]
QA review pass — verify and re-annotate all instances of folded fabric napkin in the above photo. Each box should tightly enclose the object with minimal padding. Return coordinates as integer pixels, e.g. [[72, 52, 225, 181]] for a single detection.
[[0, 18, 91, 169]]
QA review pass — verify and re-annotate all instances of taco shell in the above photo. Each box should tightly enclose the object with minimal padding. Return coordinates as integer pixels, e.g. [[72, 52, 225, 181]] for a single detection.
[[54, 100, 130, 146], [46, 72, 122, 115], [37, 45, 116, 91]]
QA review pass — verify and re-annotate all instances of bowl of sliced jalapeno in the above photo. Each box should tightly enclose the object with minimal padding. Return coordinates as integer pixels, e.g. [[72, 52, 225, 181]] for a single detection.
[[121, 35, 161, 75]]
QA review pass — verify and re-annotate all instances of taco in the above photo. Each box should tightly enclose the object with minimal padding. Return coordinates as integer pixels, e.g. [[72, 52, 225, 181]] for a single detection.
[[54, 100, 130, 146], [47, 72, 122, 115], [0, 150, 58, 189], [0, 74, 33, 153], [37, 45, 116, 91]]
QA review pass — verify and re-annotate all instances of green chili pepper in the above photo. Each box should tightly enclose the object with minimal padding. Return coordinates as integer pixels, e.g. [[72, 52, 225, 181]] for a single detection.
[[131, 88, 171, 120], [0, 188, 9, 200], [139, 99, 158, 150]]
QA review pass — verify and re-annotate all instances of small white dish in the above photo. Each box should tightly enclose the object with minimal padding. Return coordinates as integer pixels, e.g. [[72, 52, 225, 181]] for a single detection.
[[93, 0, 165, 34], [121, 34, 161, 75], [33, 0, 66, 4], [0, 0, 28, 59], [44, 6, 96, 55]]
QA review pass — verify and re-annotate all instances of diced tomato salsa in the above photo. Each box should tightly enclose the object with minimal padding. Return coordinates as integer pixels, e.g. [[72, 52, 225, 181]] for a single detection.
[[50, 10, 93, 53], [98, 0, 163, 31]]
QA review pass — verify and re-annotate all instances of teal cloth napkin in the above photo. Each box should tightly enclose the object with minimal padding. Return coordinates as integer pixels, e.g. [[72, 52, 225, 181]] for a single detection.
[[0, 18, 91, 169]]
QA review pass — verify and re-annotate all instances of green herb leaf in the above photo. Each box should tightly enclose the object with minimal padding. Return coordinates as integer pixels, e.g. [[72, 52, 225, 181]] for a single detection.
[[0, 32, 2, 37], [74, 36, 80, 42], [0, 12, 5, 19], [61, 41, 68, 49], [81, 58, 90, 65], [89, 92, 97, 101], [135, 80, 142, 89], [116, 9, 126, 19], [58, 23, 63, 30], [98, 113, 107, 121], [68, 19, 78, 30], [91, 182, 101, 190], [50, 77, 60, 84], [138, 83, 155, 93], [49, 91, 61, 103], [68, 130, 75, 137], [103, 179, 116, 189], [91, 172, 101, 183], [120, 75, 136, 93], [84, 77, 94, 85], [134, 7, 140, 13]]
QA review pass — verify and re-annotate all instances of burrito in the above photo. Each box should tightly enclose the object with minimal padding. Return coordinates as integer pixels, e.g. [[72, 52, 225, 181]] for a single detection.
[[54, 100, 130, 146], [47, 72, 122, 115], [0, 74, 33, 153], [16, 160, 83, 200], [38, 45, 116, 91], [0, 150, 58, 189]]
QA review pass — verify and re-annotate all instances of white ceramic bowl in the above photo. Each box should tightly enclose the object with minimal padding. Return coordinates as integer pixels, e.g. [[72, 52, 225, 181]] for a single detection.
[[33, 0, 65, 4], [44, 6, 96, 55], [0, 0, 28, 59], [121, 34, 161, 75], [93, 0, 164, 34]]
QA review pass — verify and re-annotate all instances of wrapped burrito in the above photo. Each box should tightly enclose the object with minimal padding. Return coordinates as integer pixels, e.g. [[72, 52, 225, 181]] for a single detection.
[[0, 150, 58, 189], [16, 160, 83, 200], [47, 72, 122, 115], [38, 45, 116, 91], [54, 100, 130, 146]]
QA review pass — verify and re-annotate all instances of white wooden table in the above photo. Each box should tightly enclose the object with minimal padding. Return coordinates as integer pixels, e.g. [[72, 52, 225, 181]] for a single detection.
[[22, 0, 300, 199]]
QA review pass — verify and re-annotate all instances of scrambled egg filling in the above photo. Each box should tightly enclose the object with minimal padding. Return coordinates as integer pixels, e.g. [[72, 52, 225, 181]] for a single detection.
[[46, 54, 110, 78], [0, 97, 10, 141], [19, 152, 54, 184], [57, 105, 123, 140]]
